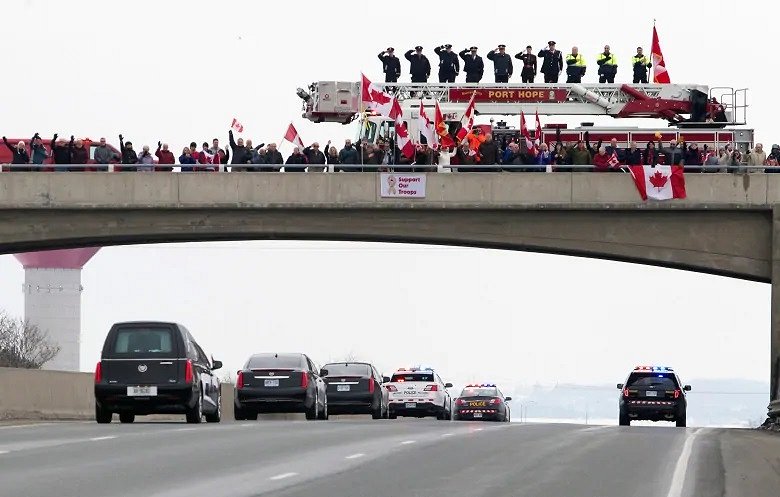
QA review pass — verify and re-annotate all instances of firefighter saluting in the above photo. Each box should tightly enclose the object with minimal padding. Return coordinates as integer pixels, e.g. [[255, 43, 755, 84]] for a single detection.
[[596, 45, 618, 83], [538, 41, 563, 83], [459, 46, 484, 83], [434, 44, 460, 83], [514, 45, 537, 83], [631, 47, 652, 83], [377, 47, 401, 83], [405, 46, 431, 83], [486, 44, 513, 83]]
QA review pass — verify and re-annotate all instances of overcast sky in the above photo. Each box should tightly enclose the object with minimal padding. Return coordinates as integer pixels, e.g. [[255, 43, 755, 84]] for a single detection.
[[0, 0, 773, 391]]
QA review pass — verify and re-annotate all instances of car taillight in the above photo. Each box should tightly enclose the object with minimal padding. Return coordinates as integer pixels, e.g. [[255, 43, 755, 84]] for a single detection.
[[94, 361, 102, 383], [368, 377, 375, 393], [385, 385, 397, 392], [456, 398, 464, 405], [301, 372, 309, 388], [489, 398, 501, 405], [236, 371, 244, 389], [184, 360, 194, 384], [622, 388, 630, 398], [424, 384, 438, 391], [674, 389, 681, 399]]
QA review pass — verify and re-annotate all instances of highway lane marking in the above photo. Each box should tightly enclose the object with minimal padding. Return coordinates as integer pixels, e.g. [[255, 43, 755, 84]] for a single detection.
[[666, 428, 701, 497], [173, 428, 197, 432], [400, 440, 416, 445], [345, 453, 365, 459], [441, 433, 453, 437], [269, 472, 298, 481], [474, 428, 484, 432], [88, 436, 117, 441], [0, 423, 54, 430], [0, 450, 9, 455], [581, 425, 613, 433]]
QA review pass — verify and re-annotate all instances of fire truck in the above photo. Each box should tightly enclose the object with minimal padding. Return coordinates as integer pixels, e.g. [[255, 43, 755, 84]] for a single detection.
[[297, 82, 753, 157]]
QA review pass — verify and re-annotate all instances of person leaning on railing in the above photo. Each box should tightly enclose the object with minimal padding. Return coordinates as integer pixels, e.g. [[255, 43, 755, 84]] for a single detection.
[[2, 136, 31, 171]]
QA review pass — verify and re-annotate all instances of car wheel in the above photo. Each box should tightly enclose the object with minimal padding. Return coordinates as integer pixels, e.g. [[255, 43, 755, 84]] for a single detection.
[[119, 412, 135, 424], [186, 392, 203, 424], [318, 398, 329, 420], [676, 415, 687, 428], [372, 402, 383, 419], [234, 402, 246, 421], [388, 411, 397, 420], [245, 411, 258, 421], [305, 395, 318, 420], [95, 403, 112, 424], [619, 410, 630, 426], [206, 396, 222, 423]]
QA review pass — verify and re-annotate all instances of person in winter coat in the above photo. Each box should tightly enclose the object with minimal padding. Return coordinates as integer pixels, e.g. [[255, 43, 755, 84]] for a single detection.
[[538, 41, 563, 83], [684, 143, 703, 171], [405, 46, 430, 83], [118, 134, 138, 172], [285, 147, 308, 172], [303, 142, 327, 172], [624, 141, 642, 165], [459, 46, 484, 83], [94, 137, 119, 171], [378, 47, 401, 83], [533, 143, 552, 171], [437, 146, 456, 172], [569, 140, 593, 166], [228, 130, 252, 171], [766, 144, 780, 173], [70, 138, 89, 170], [325, 145, 340, 172], [658, 138, 685, 166], [747, 143, 767, 172], [264, 143, 284, 172], [179, 147, 197, 172], [338, 139, 359, 172], [434, 44, 459, 83], [486, 45, 513, 83], [155, 142, 175, 171], [643, 141, 659, 165], [137, 145, 155, 172], [2, 136, 31, 170], [51, 133, 73, 171], [592, 146, 612, 171], [30, 133, 48, 166], [478, 133, 500, 170]]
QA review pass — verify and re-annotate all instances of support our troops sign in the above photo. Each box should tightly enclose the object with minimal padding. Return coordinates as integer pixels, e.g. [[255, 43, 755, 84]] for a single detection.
[[379, 173, 426, 198]]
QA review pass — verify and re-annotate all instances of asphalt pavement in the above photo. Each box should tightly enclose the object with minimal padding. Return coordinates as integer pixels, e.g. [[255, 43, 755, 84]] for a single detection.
[[1, 417, 779, 497]]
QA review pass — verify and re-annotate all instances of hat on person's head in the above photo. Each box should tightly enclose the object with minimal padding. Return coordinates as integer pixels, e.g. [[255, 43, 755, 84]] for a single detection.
[[387, 47, 394, 52], [444, 44, 452, 48], [773, 144, 780, 149], [498, 44, 506, 49], [526, 45, 532, 49], [549, 41, 556, 45], [470, 46, 478, 50], [415, 45, 423, 50]]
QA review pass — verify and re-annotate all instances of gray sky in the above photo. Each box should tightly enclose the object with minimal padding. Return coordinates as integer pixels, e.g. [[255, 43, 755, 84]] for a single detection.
[[0, 0, 773, 389]]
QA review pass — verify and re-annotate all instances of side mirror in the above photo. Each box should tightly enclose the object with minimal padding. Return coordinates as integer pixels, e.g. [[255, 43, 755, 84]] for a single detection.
[[444, 382, 453, 388], [319, 369, 329, 377], [505, 397, 512, 401], [383, 376, 391, 383], [211, 360, 222, 371], [616, 383, 624, 389], [683, 385, 691, 391]]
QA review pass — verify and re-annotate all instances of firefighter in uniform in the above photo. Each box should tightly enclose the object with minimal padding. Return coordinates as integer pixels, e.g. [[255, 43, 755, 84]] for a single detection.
[[565, 46, 586, 83], [514, 45, 537, 83], [377, 47, 401, 83], [631, 46, 652, 83], [434, 44, 460, 83], [538, 41, 563, 83], [459, 46, 484, 83], [486, 44, 513, 83], [596, 45, 618, 83], [405, 46, 431, 83]]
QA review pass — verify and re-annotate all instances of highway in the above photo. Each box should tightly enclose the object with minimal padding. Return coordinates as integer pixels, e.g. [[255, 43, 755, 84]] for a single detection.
[[1, 418, 779, 497]]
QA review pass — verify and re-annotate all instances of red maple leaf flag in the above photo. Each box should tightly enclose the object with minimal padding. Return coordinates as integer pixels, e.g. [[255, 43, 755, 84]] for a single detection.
[[419, 101, 437, 148], [455, 91, 477, 141], [435, 100, 456, 148], [361, 73, 399, 119], [607, 151, 621, 168], [231, 118, 244, 133], [629, 165, 686, 200], [283, 122, 304, 149], [652, 25, 671, 84]]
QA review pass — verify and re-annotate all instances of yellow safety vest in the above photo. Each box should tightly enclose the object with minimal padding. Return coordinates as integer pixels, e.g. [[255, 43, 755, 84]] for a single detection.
[[631, 55, 649, 66], [597, 53, 617, 66], [566, 53, 586, 67]]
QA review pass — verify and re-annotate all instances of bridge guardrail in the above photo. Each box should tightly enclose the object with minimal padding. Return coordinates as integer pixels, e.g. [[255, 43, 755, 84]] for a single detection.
[[769, 399, 780, 419]]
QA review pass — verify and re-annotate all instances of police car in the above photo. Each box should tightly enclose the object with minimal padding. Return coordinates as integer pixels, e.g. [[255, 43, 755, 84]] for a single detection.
[[618, 366, 691, 427], [453, 384, 511, 422], [385, 366, 453, 420]]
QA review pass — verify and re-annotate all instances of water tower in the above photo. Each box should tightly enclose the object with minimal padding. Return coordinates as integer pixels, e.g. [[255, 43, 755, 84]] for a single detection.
[[14, 248, 100, 371]]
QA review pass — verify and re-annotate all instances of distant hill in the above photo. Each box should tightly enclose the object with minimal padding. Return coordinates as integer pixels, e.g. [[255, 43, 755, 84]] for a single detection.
[[504, 378, 769, 427]]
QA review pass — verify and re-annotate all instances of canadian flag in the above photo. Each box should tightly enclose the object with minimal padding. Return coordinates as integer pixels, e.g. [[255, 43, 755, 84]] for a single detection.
[[435, 100, 456, 148], [629, 165, 686, 200], [607, 151, 621, 168], [520, 111, 536, 154], [361, 73, 400, 119], [455, 91, 477, 141], [283, 123, 304, 149], [651, 25, 670, 84], [419, 101, 437, 148], [231, 118, 244, 133], [534, 110, 542, 146], [393, 99, 415, 160]]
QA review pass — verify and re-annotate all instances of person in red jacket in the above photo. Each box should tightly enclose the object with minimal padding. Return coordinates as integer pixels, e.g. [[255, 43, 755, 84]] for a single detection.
[[592, 146, 611, 171], [155, 141, 175, 171]]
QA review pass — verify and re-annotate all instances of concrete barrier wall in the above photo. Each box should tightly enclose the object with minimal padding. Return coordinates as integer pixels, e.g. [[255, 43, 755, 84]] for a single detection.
[[0, 367, 94, 420]]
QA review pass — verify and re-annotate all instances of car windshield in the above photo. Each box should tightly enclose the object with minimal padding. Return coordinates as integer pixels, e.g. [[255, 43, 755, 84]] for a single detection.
[[460, 387, 497, 397], [248, 354, 304, 369], [324, 363, 371, 376], [626, 373, 679, 389], [391, 373, 434, 382], [113, 327, 174, 354]]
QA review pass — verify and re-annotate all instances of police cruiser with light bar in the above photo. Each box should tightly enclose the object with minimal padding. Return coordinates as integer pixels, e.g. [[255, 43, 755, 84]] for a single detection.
[[454, 384, 511, 422], [617, 366, 691, 427], [385, 366, 453, 420]]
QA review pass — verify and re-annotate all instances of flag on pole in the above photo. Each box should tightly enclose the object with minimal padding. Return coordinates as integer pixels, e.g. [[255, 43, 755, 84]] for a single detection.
[[520, 111, 536, 154], [283, 123, 304, 149], [455, 91, 477, 141], [361, 73, 400, 119], [629, 165, 686, 200], [651, 25, 670, 84], [534, 110, 542, 145], [607, 152, 621, 168], [231, 118, 244, 133], [418, 101, 437, 148], [392, 99, 415, 160], [434, 100, 456, 148]]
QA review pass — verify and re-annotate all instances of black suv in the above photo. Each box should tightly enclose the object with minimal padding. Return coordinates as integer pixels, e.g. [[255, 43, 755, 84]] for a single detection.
[[618, 366, 691, 427], [94, 321, 223, 424], [321, 362, 390, 419]]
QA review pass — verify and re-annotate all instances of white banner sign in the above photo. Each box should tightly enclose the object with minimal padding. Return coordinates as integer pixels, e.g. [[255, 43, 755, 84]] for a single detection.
[[379, 173, 426, 198]]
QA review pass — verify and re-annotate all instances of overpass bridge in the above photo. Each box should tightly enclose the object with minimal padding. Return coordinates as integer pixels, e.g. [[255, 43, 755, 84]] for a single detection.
[[1, 171, 779, 406]]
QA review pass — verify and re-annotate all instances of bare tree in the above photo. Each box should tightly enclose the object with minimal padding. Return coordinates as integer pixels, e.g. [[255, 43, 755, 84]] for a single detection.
[[0, 312, 60, 369]]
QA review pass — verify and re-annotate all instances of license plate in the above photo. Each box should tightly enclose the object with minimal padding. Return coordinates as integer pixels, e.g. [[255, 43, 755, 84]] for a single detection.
[[127, 386, 157, 396], [337, 384, 350, 392], [473, 412, 483, 418], [264, 379, 280, 387], [646, 390, 658, 397], [405, 402, 417, 409]]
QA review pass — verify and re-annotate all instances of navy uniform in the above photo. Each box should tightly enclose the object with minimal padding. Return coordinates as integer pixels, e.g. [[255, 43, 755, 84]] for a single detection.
[[405, 46, 431, 83], [434, 44, 460, 83], [486, 44, 513, 83], [514, 45, 537, 83], [631, 47, 652, 84], [538, 41, 563, 83], [596, 45, 618, 83], [377, 47, 401, 83], [459, 46, 484, 83]]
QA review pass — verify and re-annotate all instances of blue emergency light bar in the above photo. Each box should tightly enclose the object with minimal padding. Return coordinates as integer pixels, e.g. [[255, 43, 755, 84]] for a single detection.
[[634, 366, 674, 372]]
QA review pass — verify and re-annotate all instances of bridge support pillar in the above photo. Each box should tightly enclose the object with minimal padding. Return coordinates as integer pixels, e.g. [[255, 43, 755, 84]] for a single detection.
[[772, 207, 780, 402]]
